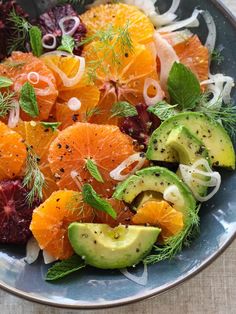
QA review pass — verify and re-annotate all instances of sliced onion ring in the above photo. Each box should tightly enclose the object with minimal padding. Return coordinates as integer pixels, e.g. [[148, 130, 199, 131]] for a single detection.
[[68, 97, 81, 111], [27, 72, 40, 85], [201, 10, 216, 53], [163, 185, 184, 208], [42, 51, 85, 88], [179, 159, 221, 202], [110, 153, 146, 181], [59, 16, 80, 36], [143, 78, 165, 106], [120, 263, 148, 286], [42, 34, 57, 50], [8, 100, 20, 128], [71, 170, 83, 190]]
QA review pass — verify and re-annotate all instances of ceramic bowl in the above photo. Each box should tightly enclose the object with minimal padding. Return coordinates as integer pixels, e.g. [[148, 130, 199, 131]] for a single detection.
[[0, 0, 236, 309]]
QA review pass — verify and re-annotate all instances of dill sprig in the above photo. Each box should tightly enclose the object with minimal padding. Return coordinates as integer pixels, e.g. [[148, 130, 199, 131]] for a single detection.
[[23, 146, 45, 205], [211, 49, 224, 65], [196, 92, 236, 138], [144, 206, 200, 265], [7, 9, 32, 54], [80, 22, 134, 82], [84, 106, 101, 121], [0, 91, 16, 118]]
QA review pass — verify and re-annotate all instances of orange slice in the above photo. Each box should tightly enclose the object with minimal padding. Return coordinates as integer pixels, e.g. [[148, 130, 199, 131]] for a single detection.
[[30, 190, 94, 260], [0, 52, 58, 120], [14, 121, 59, 200], [0, 121, 27, 180], [48, 123, 135, 197], [132, 200, 184, 240], [84, 41, 158, 125], [81, 3, 154, 45]]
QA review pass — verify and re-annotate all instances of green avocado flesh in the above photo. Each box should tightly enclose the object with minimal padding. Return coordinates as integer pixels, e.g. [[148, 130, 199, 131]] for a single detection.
[[113, 166, 196, 214], [166, 125, 210, 197], [146, 112, 235, 169], [68, 223, 161, 269]]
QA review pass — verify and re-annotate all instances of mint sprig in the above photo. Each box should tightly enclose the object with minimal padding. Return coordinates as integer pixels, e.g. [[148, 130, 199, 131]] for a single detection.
[[86, 159, 104, 183], [147, 101, 178, 121], [111, 101, 138, 118], [19, 82, 39, 117], [0, 76, 13, 88], [167, 62, 201, 110], [29, 26, 43, 57], [45, 255, 85, 281], [58, 35, 75, 54], [41, 122, 61, 132], [82, 184, 117, 219]]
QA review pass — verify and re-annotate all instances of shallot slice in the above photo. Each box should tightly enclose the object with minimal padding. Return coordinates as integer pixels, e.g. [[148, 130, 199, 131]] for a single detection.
[[163, 185, 184, 208], [201, 11, 216, 53], [59, 16, 80, 36], [43, 250, 57, 264], [68, 97, 81, 111], [153, 32, 179, 90], [27, 72, 40, 85], [8, 100, 20, 128], [179, 159, 221, 202], [42, 34, 57, 50], [143, 78, 165, 106], [110, 153, 146, 181]]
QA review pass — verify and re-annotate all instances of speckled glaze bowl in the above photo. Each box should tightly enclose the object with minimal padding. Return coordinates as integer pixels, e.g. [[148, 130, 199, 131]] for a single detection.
[[0, 0, 236, 309]]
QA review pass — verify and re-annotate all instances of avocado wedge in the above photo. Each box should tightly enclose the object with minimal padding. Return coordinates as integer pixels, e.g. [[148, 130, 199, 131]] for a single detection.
[[146, 112, 235, 169], [68, 223, 160, 269]]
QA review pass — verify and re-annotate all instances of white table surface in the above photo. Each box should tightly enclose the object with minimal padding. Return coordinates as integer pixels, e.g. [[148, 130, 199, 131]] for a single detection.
[[1, 1, 236, 313]]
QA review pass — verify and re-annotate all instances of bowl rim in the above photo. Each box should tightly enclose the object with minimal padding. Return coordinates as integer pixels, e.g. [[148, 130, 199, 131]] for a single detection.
[[1, 0, 236, 309]]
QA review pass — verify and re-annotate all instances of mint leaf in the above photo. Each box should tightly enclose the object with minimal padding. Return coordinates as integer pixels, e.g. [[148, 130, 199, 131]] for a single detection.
[[167, 62, 201, 110], [86, 159, 104, 183], [29, 26, 43, 57], [82, 184, 117, 219], [19, 82, 39, 117], [41, 122, 61, 132], [45, 255, 85, 281], [0, 76, 13, 88], [58, 35, 75, 54], [147, 101, 178, 121], [111, 101, 138, 118]]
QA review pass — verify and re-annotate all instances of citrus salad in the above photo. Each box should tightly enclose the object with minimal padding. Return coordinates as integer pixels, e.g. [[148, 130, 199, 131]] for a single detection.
[[0, 0, 235, 283]]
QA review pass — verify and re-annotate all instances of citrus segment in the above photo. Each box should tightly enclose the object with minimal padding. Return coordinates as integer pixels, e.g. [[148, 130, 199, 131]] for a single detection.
[[174, 35, 209, 81], [81, 3, 154, 44], [0, 52, 58, 120], [84, 41, 158, 124], [132, 200, 184, 240], [94, 198, 134, 227], [30, 190, 94, 260], [14, 121, 59, 199], [48, 123, 136, 197], [0, 121, 27, 180]]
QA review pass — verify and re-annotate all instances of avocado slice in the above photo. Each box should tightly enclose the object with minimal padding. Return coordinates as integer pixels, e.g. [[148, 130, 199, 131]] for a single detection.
[[113, 166, 196, 214], [68, 223, 160, 269], [166, 125, 210, 197], [146, 112, 235, 169]]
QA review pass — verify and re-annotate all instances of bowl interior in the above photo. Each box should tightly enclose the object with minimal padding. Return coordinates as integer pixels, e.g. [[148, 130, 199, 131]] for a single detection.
[[1, 0, 236, 309]]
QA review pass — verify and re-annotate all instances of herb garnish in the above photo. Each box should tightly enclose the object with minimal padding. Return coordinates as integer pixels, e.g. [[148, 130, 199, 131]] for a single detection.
[[79, 22, 134, 82], [19, 82, 39, 117], [85, 159, 104, 183], [144, 205, 200, 264], [82, 184, 117, 219], [23, 146, 45, 205], [167, 62, 201, 110], [0, 91, 16, 118], [45, 255, 85, 281], [29, 26, 43, 57], [0, 76, 13, 88], [110, 101, 138, 118], [41, 122, 61, 132], [147, 101, 178, 121], [84, 107, 101, 121], [7, 9, 32, 54], [58, 35, 75, 54], [211, 49, 224, 65]]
